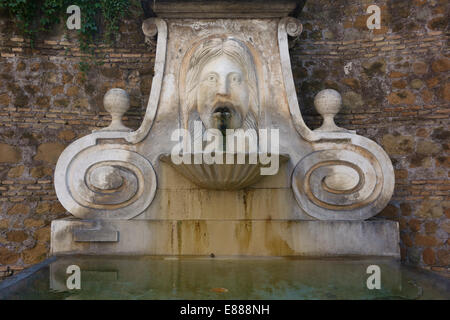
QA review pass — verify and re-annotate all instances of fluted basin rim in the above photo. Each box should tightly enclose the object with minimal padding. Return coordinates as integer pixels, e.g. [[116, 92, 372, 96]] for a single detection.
[[159, 152, 289, 190]]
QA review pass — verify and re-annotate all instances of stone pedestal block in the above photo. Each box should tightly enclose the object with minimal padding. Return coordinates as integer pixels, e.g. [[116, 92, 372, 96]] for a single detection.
[[51, 218, 400, 257]]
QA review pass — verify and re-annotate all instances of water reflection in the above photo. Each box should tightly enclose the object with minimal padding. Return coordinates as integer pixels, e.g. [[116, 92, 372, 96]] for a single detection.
[[1, 256, 449, 300]]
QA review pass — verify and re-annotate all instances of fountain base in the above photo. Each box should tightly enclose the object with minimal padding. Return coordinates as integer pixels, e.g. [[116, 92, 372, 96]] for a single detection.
[[51, 218, 400, 257]]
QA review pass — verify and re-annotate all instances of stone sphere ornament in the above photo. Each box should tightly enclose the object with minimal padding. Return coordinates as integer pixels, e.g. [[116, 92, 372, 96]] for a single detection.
[[314, 89, 345, 132], [101, 88, 132, 132]]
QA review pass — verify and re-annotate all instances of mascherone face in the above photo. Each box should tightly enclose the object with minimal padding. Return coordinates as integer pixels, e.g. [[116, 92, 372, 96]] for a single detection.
[[196, 55, 250, 131]]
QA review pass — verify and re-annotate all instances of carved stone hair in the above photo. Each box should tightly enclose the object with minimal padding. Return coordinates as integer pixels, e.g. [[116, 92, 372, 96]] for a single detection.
[[184, 37, 260, 130]]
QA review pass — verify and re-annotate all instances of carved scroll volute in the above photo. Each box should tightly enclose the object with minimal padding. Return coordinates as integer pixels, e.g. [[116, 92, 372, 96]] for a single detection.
[[54, 132, 157, 220], [125, 18, 168, 144], [292, 141, 395, 220], [278, 17, 320, 142], [55, 91, 157, 220], [54, 19, 167, 219], [142, 18, 158, 44], [291, 90, 395, 221], [284, 17, 303, 37]]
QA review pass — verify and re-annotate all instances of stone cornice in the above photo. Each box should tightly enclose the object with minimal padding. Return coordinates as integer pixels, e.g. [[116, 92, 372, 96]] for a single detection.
[[142, 0, 306, 18]]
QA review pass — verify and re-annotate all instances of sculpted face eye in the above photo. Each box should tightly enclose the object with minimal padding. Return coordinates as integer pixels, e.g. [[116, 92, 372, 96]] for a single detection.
[[229, 73, 242, 84], [206, 73, 217, 83]]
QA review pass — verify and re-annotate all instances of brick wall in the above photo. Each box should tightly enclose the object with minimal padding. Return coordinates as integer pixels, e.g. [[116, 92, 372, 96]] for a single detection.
[[0, 6, 154, 265], [295, 0, 449, 271], [0, 0, 448, 271]]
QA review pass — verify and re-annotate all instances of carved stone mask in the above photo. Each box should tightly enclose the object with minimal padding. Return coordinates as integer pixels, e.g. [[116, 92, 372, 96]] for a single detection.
[[185, 37, 259, 133], [197, 54, 249, 131]]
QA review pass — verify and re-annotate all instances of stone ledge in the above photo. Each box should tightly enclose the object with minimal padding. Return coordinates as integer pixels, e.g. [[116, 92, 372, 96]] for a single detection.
[[147, 0, 302, 18], [51, 219, 400, 258]]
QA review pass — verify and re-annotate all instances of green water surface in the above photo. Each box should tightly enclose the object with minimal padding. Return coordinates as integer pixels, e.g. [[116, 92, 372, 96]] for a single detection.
[[0, 256, 449, 300]]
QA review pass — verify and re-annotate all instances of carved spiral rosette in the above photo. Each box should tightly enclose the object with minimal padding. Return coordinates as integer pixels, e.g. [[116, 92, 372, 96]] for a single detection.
[[54, 133, 157, 220], [292, 136, 395, 220], [283, 17, 303, 37]]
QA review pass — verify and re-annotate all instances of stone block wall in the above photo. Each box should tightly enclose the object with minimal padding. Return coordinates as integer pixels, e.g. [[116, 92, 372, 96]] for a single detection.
[[0, 4, 153, 265], [0, 0, 448, 271], [295, 0, 449, 271]]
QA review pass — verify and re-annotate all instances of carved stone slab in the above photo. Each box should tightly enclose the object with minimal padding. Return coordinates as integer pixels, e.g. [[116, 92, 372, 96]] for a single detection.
[[52, 218, 400, 257], [52, 2, 397, 257]]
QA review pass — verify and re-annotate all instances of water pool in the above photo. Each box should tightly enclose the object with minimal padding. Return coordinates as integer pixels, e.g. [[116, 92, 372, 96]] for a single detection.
[[0, 256, 448, 300]]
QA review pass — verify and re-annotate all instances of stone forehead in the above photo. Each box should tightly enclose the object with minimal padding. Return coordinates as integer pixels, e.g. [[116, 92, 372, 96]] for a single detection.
[[199, 55, 244, 76], [189, 39, 253, 71]]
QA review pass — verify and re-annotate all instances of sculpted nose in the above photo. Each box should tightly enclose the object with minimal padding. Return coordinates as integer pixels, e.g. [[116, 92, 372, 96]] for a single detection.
[[217, 79, 230, 96]]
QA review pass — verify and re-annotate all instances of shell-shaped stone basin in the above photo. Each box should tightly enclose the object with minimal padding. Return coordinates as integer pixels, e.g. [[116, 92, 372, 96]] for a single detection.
[[159, 153, 289, 190]]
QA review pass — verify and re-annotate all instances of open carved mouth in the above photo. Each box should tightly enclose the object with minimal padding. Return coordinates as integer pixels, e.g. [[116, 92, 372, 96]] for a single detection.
[[212, 105, 234, 134], [212, 106, 232, 119]]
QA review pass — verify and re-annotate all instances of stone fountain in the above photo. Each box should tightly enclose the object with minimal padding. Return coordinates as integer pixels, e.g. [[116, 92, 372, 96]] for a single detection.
[[51, 0, 399, 257]]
